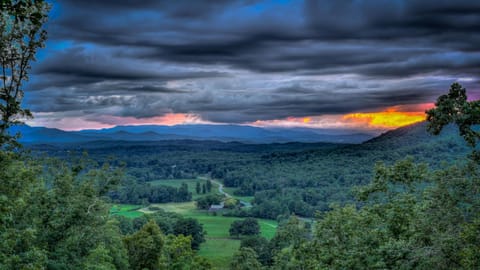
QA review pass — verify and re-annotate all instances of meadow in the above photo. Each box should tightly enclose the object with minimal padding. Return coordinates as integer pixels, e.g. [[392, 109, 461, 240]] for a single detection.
[[150, 200, 277, 268], [110, 204, 143, 218], [112, 180, 278, 269]]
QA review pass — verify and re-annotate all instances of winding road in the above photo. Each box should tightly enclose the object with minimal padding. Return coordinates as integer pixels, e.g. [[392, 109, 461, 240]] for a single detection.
[[204, 178, 252, 208]]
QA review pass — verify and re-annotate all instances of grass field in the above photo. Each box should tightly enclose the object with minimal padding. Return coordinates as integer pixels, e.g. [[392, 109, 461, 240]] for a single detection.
[[197, 238, 241, 268], [110, 204, 143, 218], [150, 178, 220, 199], [111, 180, 277, 269], [148, 201, 278, 269]]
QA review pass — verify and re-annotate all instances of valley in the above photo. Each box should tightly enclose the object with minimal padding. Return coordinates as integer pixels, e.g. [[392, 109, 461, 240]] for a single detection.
[[111, 178, 275, 269], [26, 121, 473, 268]]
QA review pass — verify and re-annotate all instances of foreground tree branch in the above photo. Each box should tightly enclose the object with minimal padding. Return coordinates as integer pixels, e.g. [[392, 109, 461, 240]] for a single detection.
[[0, 0, 49, 147]]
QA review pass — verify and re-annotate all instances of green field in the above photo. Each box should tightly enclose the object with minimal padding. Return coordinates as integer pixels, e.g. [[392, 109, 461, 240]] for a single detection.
[[148, 201, 277, 269], [110, 204, 143, 218], [150, 178, 220, 199], [197, 239, 241, 268], [112, 179, 277, 269]]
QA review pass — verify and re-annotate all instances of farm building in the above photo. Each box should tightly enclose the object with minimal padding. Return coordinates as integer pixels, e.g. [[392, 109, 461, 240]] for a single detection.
[[208, 202, 224, 212]]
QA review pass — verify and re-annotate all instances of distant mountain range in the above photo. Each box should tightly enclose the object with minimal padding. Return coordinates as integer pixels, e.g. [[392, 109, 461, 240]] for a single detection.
[[10, 124, 375, 144]]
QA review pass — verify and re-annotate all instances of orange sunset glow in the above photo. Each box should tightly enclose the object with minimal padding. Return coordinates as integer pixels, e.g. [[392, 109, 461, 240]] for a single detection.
[[343, 109, 426, 129], [250, 104, 433, 130], [28, 113, 207, 131]]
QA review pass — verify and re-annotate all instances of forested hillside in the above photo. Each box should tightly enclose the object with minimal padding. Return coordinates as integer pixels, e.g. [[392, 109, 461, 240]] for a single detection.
[[30, 121, 471, 219], [225, 82, 480, 270]]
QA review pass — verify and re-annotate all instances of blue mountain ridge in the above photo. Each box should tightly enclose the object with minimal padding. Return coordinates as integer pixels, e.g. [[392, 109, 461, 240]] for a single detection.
[[10, 124, 375, 144]]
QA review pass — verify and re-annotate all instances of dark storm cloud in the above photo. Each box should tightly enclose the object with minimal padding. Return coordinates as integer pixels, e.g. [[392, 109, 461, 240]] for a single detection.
[[47, 0, 480, 74], [199, 85, 443, 123], [33, 47, 227, 86], [28, 0, 480, 125], [59, 0, 256, 17]]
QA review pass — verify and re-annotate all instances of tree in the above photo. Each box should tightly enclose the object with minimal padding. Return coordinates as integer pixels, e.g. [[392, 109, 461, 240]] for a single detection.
[[427, 82, 480, 160], [196, 181, 201, 194], [195, 194, 222, 210], [242, 217, 260, 236], [240, 236, 272, 265], [99, 220, 130, 270], [230, 247, 262, 270], [224, 197, 238, 209], [229, 218, 260, 238], [123, 220, 164, 270], [0, 0, 49, 146], [176, 182, 191, 202], [0, 151, 46, 269], [229, 220, 242, 238], [206, 179, 212, 192], [160, 234, 195, 269], [270, 216, 310, 253], [202, 183, 206, 194], [0, 152, 129, 269], [82, 244, 116, 270], [173, 218, 205, 250], [160, 234, 212, 270], [35, 159, 123, 269]]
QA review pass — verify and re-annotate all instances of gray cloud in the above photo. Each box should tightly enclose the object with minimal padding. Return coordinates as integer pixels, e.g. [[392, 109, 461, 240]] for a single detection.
[[26, 0, 480, 125]]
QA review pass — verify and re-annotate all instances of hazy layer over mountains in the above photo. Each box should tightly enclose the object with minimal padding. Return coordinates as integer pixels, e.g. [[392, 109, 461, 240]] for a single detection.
[[13, 124, 374, 144]]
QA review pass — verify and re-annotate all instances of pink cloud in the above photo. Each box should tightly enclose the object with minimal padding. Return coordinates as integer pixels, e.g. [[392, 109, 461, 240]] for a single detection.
[[28, 113, 209, 131]]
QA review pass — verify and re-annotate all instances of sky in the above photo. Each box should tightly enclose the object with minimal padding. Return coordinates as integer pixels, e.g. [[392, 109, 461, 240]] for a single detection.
[[25, 0, 480, 132]]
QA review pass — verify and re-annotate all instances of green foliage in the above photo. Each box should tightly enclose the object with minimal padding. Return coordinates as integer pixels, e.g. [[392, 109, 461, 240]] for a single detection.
[[110, 178, 192, 205], [224, 197, 239, 209], [267, 158, 480, 270], [196, 181, 201, 194], [161, 234, 194, 268], [206, 179, 212, 192], [270, 216, 310, 253], [38, 121, 473, 220], [173, 217, 205, 250], [195, 194, 222, 210], [123, 220, 164, 270], [459, 218, 480, 269], [113, 210, 207, 251], [0, 152, 131, 270], [0, 0, 49, 147], [160, 234, 211, 270], [82, 244, 116, 270], [229, 218, 260, 238], [230, 247, 262, 270], [227, 85, 480, 269], [0, 151, 46, 269], [99, 220, 130, 270], [35, 161, 121, 269], [117, 213, 211, 269], [427, 82, 480, 159], [0, 2, 50, 261], [240, 236, 272, 265]]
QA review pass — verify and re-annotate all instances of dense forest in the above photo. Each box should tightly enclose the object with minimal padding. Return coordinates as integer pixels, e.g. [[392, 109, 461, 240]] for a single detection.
[[33, 120, 471, 219], [228, 85, 480, 269]]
